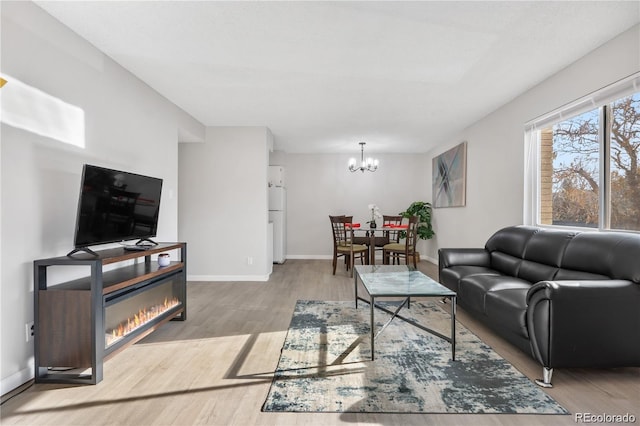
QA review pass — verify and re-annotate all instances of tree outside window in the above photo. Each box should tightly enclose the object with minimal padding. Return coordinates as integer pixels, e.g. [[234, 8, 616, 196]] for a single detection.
[[610, 94, 640, 231], [539, 92, 640, 232]]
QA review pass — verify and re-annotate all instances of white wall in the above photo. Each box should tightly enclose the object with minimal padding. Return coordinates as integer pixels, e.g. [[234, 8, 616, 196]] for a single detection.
[[278, 152, 434, 260], [428, 24, 640, 259], [179, 127, 272, 280], [277, 24, 640, 264], [0, 2, 204, 394]]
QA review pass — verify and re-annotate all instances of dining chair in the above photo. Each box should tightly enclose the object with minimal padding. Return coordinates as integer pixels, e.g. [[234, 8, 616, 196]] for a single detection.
[[377, 215, 403, 259], [382, 215, 419, 267], [329, 215, 369, 277]]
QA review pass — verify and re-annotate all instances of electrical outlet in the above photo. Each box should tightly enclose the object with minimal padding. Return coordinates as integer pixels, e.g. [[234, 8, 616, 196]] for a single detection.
[[25, 321, 34, 342], [247, 257, 253, 265]]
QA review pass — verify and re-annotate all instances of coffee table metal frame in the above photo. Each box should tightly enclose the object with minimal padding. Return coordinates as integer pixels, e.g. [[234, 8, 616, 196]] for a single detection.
[[354, 265, 457, 361]]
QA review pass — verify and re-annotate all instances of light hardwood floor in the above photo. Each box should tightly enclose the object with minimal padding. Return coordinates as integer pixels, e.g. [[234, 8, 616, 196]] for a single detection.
[[2, 260, 639, 425]]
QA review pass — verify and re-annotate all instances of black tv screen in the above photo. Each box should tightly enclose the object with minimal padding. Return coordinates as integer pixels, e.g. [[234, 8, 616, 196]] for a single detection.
[[73, 164, 163, 248]]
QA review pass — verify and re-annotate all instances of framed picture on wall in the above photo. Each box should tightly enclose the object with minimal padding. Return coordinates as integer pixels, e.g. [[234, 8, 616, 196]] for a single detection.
[[433, 141, 467, 208]]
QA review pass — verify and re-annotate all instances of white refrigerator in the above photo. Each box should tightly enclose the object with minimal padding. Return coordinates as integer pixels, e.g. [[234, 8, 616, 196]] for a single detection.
[[269, 186, 286, 264]]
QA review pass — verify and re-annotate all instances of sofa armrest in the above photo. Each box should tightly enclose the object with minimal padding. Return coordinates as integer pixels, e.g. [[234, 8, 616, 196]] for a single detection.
[[526, 280, 640, 369], [438, 248, 490, 271]]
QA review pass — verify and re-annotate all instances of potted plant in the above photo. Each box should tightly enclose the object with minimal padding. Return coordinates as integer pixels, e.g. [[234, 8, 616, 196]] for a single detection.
[[399, 202, 434, 263], [367, 204, 382, 229]]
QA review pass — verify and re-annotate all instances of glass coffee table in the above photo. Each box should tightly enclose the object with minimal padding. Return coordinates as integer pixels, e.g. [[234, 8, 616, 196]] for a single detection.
[[354, 265, 457, 361]]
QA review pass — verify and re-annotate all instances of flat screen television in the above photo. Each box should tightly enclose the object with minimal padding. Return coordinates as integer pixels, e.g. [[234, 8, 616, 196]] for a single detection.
[[70, 164, 163, 255]]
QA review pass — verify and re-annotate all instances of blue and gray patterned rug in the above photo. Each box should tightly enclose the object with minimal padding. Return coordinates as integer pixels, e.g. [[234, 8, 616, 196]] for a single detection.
[[262, 300, 569, 414]]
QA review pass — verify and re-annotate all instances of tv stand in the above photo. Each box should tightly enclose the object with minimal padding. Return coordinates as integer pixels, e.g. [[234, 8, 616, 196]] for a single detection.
[[135, 237, 158, 246], [34, 242, 187, 384], [66, 246, 99, 257]]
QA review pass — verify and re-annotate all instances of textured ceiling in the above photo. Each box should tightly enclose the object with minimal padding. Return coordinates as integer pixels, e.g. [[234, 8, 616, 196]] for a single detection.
[[35, 1, 640, 153]]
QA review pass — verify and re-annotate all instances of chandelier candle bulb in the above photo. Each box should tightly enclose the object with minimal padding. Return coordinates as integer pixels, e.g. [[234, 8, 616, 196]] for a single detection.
[[348, 142, 379, 173]]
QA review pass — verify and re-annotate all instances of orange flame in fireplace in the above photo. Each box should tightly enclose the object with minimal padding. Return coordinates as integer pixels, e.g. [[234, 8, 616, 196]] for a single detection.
[[106, 297, 180, 346]]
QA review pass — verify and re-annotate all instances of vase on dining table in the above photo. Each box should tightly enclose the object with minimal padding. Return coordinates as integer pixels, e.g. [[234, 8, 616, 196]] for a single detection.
[[368, 203, 381, 230]]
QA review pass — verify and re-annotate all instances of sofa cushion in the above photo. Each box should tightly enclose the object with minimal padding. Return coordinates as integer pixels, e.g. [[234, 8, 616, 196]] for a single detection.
[[485, 288, 529, 339], [489, 251, 523, 277], [458, 275, 532, 315], [485, 226, 539, 276], [522, 229, 576, 266], [515, 229, 575, 283], [562, 231, 640, 283], [518, 260, 558, 284], [439, 265, 500, 292], [485, 225, 539, 257]]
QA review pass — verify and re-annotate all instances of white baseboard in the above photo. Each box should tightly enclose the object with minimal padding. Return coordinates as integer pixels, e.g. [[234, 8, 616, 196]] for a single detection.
[[285, 254, 438, 264], [286, 255, 385, 260], [285, 255, 333, 260], [423, 254, 437, 264], [2, 362, 33, 397]]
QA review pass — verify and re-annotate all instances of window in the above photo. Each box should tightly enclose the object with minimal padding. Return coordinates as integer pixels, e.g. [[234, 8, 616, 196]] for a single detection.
[[609, 93, 640, 231], [540, 108, 601, 228], [525, 73, 640, 232]]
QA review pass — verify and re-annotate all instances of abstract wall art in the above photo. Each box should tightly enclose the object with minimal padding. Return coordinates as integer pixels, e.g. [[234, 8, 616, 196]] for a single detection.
[[433, 141, 467, 208]]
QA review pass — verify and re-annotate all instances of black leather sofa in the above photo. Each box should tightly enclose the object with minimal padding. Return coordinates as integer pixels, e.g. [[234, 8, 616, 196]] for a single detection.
[[438, 225, 640, 387]]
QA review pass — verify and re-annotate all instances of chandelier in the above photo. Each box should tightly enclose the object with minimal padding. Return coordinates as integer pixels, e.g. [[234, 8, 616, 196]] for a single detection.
[[348, 142, 379, 173]]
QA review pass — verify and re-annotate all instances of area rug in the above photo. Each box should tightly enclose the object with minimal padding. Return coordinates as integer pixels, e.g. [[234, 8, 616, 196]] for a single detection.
[[262, 300, 569, 414]]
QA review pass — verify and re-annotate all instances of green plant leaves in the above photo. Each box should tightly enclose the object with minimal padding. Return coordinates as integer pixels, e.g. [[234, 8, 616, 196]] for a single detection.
[[399, 201, 434, 240]]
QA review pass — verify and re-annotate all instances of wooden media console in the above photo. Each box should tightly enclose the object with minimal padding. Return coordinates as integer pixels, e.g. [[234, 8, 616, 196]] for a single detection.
[[33, 242, 187, 384]]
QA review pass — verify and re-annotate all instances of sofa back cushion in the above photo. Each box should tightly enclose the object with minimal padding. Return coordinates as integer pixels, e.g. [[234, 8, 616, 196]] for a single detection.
[[484, 225, 640, 285], [485, 226, 539, 276], [517, 261, 558, 283], [518, 229, 576, 283], [560, 231, 640, 283]]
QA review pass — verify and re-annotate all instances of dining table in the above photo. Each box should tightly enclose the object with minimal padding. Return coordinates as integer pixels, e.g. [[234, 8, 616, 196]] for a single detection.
[[346, 223, 408, 265]]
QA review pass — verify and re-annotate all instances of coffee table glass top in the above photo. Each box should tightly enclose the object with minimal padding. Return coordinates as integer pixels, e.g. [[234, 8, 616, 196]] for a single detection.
[[355, 265, 455, 297]]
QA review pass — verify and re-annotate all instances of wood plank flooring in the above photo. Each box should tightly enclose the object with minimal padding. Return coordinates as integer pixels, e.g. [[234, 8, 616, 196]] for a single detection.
[[2, 259, 639, 425]]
